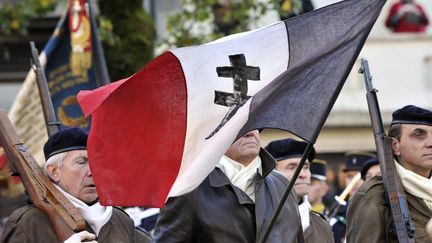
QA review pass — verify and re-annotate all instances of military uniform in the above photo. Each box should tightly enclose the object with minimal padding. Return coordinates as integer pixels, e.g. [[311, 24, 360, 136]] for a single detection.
[[347, 176, 432, 243], [0, 205, 151, 243], [0, 128, 152, 243], [153, 149, 303, 243], [309, 159, 329, 214], [265, 138, 334, 242], [304, 211, 334, 243], [311, 203, 325, 214], [330, 151, 374, 243], [329, 204, 347, 243]]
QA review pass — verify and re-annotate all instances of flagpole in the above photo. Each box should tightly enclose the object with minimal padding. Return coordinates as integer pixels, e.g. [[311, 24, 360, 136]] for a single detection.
[[260, 143, 314, 243], [87, 0, 110, 85]]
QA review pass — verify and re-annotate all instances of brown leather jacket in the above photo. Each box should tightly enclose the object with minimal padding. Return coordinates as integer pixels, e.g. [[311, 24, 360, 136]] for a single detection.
[[304, 211, 334, 243], [153, 149, 303, 243], [0, 205, 151, 243], [347, 176, 432, 243]]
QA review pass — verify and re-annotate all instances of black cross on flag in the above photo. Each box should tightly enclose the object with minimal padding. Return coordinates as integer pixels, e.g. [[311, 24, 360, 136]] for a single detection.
[[207, 54, 260, 139], [77, 0, 386, 211]]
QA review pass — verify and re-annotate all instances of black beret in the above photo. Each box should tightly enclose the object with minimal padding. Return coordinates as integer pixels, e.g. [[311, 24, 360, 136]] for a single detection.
[[44, 128, 88, 160], [391, 105, 432, 126], [264, 138, 316, 162], [360, 157, 379, 180], [343, 151, 374, 172], [310, 159, 327, 181]]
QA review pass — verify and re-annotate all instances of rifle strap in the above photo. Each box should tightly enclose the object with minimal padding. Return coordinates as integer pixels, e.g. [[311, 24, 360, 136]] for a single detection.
[[380, 137, 415, 241]]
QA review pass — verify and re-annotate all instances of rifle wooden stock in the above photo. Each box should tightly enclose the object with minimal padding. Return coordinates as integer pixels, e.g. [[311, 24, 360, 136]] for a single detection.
[[30, 41, 61, 137], [0, 110, 85, 241], [359, 59, 415, 242]]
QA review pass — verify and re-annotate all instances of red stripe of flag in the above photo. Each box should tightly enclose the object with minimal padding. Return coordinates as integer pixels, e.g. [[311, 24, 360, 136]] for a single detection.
[[78, 52, 187, 207]]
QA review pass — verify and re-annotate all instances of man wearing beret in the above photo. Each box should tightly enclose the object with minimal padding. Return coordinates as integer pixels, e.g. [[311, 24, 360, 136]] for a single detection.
[[347, 105, 432, 242], [308, 159, 329, 214], [360, 156, 381, 181], [153, 130, 303, 242], [0, 128, 151, 243], [265, 138, 334, 243]]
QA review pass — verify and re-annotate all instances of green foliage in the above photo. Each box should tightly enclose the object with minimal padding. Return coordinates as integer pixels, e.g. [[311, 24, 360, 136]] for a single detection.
[[0, 0, 57, 36], [99, 0, 155, 81], [162, 0, 280, 49]]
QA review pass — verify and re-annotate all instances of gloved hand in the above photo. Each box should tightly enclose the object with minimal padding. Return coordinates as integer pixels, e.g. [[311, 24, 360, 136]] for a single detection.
[[64, 231, 97, 243]]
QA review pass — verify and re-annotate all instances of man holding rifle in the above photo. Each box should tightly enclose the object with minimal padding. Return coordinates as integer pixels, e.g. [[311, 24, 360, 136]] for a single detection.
[[347, 105, 432, 242], [0, 128, 151, 243]]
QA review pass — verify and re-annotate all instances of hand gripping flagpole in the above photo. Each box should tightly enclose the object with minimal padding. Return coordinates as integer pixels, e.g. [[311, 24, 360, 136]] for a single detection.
[[260, 143, 314, 243]]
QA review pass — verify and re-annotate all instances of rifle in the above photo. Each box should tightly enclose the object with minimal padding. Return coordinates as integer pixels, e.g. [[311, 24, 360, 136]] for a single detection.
[[30, 41, 61, 136], [0, 110, 85, 241], [359, 59, 415, 242]]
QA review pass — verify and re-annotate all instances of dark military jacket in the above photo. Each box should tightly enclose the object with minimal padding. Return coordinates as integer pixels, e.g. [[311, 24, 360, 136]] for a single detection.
[[346, 176, 432, 243], [304, 211, 334, 243], [0, 205, 151, 243], [153, 149, 303, 243], [330, 204, 347, 243]]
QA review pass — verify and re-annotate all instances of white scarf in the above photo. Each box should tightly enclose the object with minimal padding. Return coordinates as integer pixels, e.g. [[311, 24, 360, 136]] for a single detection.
[[55, 185, 113, 235], [298, 196, 311, 232], [395, 160, 432, 211], [216, 155, 262, 202]]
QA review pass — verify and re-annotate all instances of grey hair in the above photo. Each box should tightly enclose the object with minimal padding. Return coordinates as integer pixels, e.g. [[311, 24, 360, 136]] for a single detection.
[[388, 124, 402, 162], [388, 124, 402, 141], [44, 152, 66, 177]]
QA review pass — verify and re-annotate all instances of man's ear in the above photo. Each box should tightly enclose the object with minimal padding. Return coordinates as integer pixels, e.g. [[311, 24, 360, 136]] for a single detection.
[[391, 137, 401, 157], [45, 163, 60, 183]]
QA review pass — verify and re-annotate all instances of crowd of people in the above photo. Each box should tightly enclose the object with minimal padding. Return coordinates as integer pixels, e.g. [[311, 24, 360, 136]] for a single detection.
[[0, 0, 431, 242], [0, 104, 430, 242]]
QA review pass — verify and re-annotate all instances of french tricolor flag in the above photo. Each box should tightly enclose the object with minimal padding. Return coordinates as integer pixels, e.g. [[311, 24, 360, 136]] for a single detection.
[[78, 0, 385, 207]]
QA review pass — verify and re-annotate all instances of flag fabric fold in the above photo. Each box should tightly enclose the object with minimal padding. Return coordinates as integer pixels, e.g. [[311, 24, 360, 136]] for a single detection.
[[0, 152, 6, 170], [78, 0, 386, 208]]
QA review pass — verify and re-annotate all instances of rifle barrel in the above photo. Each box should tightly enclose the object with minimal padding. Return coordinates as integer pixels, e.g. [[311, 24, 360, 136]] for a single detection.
[[30, 41, 61, 137], [360, 59, 415, 242]]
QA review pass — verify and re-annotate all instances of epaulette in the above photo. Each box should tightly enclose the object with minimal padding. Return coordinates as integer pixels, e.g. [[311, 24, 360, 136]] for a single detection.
[[7, 205, 35, 222], [310, 210, 327, 221], [113, 206, 131, 217], [357, 176, 384, 194], [114, 207, 152, 237]]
